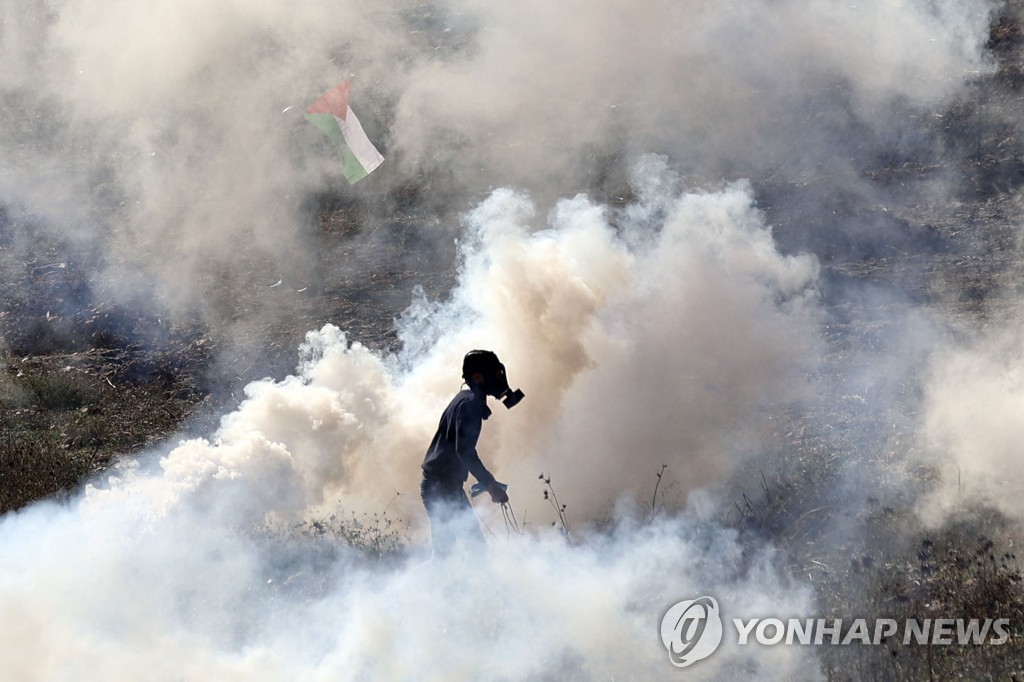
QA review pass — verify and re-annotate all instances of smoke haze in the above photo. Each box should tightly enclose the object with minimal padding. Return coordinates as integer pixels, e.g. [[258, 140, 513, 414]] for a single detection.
[[0, 0, 997, 325], [920, 319, 1024, 521], [1, 169, 827, 676], [1, 0, 1018, 678]]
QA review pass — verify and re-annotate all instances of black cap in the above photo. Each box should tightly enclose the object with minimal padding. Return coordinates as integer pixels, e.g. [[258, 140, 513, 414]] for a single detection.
[[462, 350, 502, 381]]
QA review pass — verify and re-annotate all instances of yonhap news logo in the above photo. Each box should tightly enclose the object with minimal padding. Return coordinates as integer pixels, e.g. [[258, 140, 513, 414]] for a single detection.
[[659, 596, 724, 667], [660, 596, 1012, 668]]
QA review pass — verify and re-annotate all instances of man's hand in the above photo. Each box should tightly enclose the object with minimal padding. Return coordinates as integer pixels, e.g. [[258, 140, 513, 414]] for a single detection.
[[488, 481, 509, 504]]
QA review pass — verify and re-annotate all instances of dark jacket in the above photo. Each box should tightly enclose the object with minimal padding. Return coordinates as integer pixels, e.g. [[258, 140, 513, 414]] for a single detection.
[[421, 384, 497, 488]]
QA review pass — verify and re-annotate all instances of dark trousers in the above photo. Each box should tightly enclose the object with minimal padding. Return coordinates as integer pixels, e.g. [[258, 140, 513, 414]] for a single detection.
[[420, 477, 484, 556]]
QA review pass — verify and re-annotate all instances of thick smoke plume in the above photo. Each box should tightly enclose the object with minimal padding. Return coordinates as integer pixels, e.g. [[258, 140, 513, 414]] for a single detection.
[[143, 161, 819, 529], [2, 495, 815, 679], [920, 321, 1024, 522], [402, 166, 821, 521], [0, 0, 1011, 679], [0, 174, 824, 679]]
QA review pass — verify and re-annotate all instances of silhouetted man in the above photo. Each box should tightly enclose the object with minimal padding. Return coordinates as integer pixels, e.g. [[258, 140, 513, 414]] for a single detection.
[[420, 350, 524, 555]]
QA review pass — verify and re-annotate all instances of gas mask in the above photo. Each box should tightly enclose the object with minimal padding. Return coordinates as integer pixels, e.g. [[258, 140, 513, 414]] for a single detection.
[[463, 350, 525, 409]]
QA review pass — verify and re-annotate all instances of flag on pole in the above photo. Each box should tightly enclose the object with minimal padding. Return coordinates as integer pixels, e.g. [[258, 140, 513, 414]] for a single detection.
[[306, 80, 384, 184]]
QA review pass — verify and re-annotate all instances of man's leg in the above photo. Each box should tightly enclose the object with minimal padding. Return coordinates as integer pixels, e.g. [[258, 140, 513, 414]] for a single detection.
[[421, 477, 454, 556], [448, 484, 486, 552], [421, 477, 485, 556]]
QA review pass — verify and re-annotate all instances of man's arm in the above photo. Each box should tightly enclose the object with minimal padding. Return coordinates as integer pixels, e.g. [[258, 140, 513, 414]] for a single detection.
[[454, 402, 496, 489]]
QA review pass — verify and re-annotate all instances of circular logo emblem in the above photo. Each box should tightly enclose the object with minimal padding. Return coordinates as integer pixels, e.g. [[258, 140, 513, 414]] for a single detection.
[[660, 596, 723, 667]]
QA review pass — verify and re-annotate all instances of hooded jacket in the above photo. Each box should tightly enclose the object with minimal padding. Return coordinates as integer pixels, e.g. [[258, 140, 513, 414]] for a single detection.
[[421, 384, 497, 488]]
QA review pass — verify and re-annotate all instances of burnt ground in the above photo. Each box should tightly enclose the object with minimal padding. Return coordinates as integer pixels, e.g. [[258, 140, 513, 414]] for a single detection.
[[6, 4, 1024, 680], [0, 198, 461, 508]]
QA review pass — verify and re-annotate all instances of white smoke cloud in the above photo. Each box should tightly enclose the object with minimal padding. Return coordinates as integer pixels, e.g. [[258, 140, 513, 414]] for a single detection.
[[0, 171, 824, 679], [1, 495, 817, 680], [394, 0, 996, 188], [122, 159, 819, 523], [0, 0, 996, 329], [384, 160, 819, 522], [919, 323, 1024, 522], [0, 0, 1006, 678], [0, 0, 411, 323]]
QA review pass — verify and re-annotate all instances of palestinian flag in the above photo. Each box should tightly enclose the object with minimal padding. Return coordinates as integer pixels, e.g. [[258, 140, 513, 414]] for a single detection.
[[306, 80, 384, 184]]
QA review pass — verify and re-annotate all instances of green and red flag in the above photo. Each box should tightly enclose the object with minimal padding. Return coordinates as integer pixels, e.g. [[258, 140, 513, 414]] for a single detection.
[[306, 80, 384, 184]]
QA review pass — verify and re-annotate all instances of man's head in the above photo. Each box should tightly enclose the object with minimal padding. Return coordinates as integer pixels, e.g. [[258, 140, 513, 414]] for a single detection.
[[462, 350, 526, 409]]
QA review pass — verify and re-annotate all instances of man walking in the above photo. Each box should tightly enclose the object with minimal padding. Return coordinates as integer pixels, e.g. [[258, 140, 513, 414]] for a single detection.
[[420, 350, 524, 555]]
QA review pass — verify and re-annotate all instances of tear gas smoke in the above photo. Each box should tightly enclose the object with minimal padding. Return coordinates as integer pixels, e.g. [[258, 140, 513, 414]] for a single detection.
[[0, 0, 1013, 679], [395, 0, 995, 192], [0, 0, 997, 333], [144, 160, 819, 530], [920, 322, 1024, 522], [1, 175, 821, 679], [2, 495, 816, 680]]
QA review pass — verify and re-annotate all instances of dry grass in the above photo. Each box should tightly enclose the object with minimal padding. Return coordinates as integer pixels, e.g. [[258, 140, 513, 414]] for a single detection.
[[0, 356, 205, 514]]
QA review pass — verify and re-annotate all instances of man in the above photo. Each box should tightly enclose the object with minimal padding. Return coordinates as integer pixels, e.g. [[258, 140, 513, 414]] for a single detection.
[[420, 350, 524, 555]]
